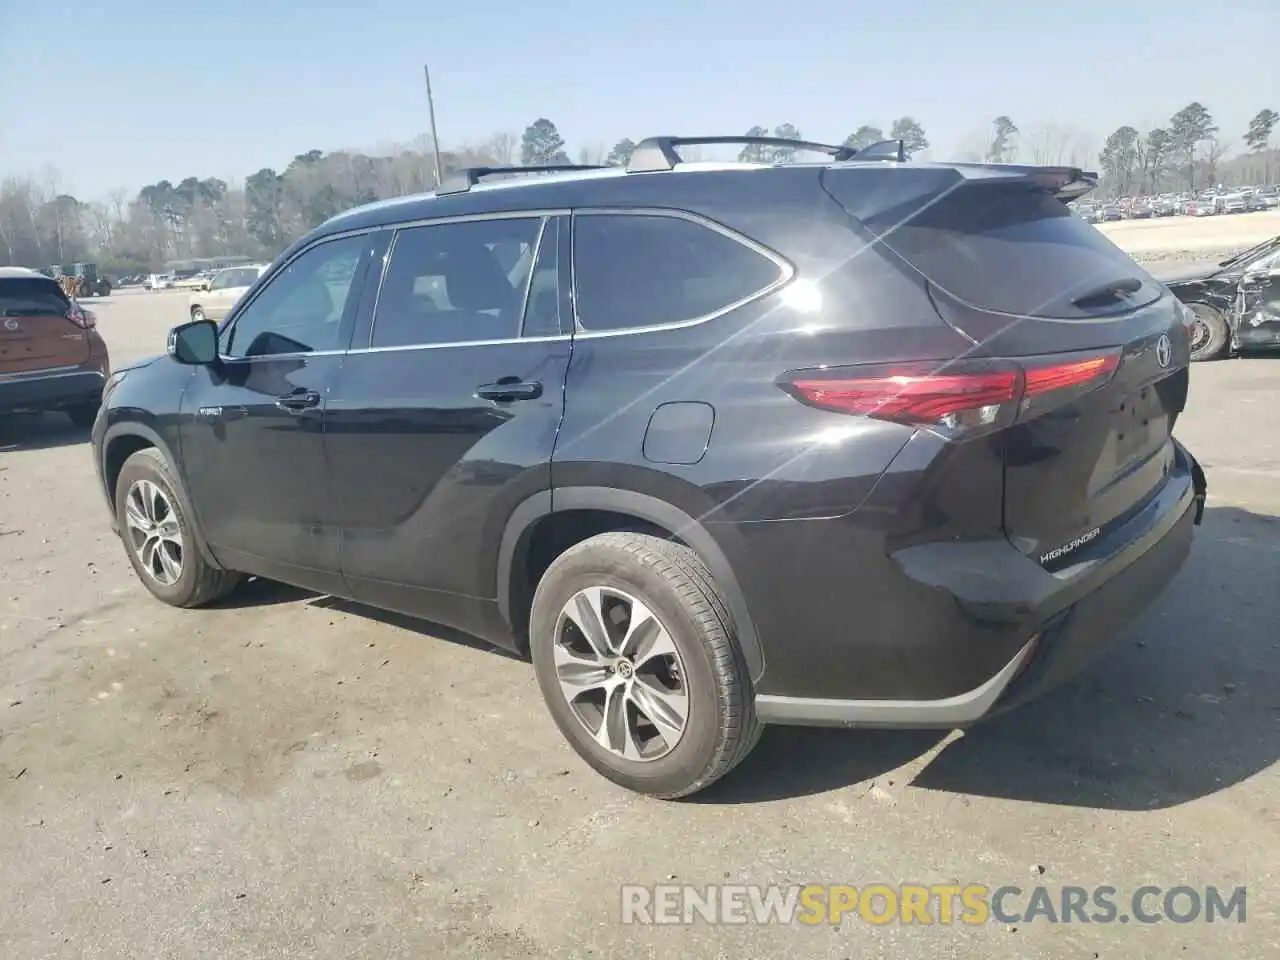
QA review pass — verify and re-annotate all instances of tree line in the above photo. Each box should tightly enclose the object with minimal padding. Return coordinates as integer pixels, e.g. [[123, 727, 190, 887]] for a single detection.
[[0, 104, 1275, 274], [1094, 105, 1278, 199]]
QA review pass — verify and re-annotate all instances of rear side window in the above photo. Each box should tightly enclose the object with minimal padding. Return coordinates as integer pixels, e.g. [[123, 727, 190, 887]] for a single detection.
[[0, 277, 69, 316], [573, 214, 783, 331], [861, 182, 1163, 319]]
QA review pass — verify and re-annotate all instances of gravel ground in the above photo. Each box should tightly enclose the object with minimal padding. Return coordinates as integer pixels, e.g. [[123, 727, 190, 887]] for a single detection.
[[1, 219, 1278, 958]]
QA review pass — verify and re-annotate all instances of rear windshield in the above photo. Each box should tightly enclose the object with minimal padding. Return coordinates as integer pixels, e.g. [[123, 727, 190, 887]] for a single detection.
[[862, 182, 1163, 319], [0, 277, 70, 316]]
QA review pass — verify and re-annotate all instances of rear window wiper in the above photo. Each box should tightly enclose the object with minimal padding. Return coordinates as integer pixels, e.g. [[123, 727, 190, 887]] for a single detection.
[[1070, 277, 1145, 309]]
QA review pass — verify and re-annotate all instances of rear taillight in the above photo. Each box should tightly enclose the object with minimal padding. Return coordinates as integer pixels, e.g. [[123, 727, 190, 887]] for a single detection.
[[67, 302, 95, 329], [782, 348, 1121, 438]]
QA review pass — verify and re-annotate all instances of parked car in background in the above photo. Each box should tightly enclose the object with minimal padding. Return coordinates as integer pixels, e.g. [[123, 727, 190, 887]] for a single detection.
[[1098, 203, 1124, 221], [1183, 199, 1215, 217], [1215, 192, 1251, 215], [145, 273, 175, 291], [1249, 186, 1278, 211], [1073, 201, 1099, 223], [173, 272, 215, 292], [0, 266, 110, 427], [187, 264, 268, 322], [1129, 198, 1154, 219], [1155, 234, 1280, 360], [1152, 196, 1179, 217], [92, 137, 1206, 798]]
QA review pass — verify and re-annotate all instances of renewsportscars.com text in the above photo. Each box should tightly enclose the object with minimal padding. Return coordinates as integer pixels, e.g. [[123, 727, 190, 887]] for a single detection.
[[621, 883, 1247, 926]]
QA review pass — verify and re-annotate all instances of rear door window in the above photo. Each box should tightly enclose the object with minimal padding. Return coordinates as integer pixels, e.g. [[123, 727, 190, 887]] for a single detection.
[[572, 213, 784, 331], [370, 217, 543, 348], [855, 179, 1164, 319], [0, 277, 70, 316]]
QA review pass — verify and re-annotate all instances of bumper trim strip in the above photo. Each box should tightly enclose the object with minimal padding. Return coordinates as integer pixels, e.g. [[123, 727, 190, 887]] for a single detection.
[[754, 636, 1037, 728]]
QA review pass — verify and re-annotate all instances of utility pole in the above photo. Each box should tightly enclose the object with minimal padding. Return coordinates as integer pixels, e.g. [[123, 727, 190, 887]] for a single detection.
[[423, 64, 444, 186]]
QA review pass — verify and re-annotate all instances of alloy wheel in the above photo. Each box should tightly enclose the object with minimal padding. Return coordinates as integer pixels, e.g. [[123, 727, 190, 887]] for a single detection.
[[553, 586, 689, 762], [124, 479, 184, 586]]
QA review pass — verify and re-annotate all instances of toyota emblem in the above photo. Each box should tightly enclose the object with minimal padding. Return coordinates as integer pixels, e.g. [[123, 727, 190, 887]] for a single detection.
[[2, 318, 18, 332], [1156, 333, 1172, 369]]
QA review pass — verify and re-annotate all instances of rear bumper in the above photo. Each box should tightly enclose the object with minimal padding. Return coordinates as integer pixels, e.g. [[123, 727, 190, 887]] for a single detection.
[[0, 368, 106, 414], [753, 440, 1204, 728]]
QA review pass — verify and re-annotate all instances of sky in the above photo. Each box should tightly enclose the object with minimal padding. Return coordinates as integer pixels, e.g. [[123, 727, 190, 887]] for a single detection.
[[0, 0, 1276, 200]]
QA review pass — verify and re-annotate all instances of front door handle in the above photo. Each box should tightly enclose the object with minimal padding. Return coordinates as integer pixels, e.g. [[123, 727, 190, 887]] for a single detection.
[[475, 378, 542, 402], [275, 389, 321, 412]]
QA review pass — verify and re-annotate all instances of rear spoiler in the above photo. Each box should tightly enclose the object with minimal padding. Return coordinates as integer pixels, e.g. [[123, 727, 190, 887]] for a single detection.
[[948, 162, 1099, 202]]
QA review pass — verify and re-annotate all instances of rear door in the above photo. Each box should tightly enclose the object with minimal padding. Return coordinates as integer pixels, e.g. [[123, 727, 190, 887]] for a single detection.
[[0, 275, 90, 375], [824, 167, 1191, 565], [326, 213, 571, 624]]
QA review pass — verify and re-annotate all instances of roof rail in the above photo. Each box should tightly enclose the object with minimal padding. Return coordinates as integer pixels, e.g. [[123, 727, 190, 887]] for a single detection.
[[626, 135, 859, 173], [435, 164, 608, 196]]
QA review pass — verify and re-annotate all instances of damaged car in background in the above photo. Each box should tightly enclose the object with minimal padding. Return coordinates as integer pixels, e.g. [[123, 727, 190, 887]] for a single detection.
[[1153, 234, 1280, 361]]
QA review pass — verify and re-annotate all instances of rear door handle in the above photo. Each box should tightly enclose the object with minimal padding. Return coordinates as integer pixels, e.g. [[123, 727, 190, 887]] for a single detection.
[[275, 389, 321, 412], [475, 379, 542, 402]]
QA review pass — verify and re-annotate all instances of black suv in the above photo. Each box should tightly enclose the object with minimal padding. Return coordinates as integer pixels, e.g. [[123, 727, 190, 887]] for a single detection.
[[92, 135, 1207, 798]]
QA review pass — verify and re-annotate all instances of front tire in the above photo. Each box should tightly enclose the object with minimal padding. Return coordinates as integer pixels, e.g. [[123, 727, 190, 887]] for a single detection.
[[190, 306, 205, 322], [1187, 302, 1229, 362], [529, 532, 761, 799], [114, 447, 241, 607]]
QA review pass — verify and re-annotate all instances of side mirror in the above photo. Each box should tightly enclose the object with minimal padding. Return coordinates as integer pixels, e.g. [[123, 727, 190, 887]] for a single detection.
[[168, 318, 219, 365]]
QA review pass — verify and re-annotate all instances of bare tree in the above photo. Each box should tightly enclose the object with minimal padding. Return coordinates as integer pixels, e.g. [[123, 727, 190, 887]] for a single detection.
[[1203, 138, 1229, 186], [478, 131, 518, 166], [952, 127, 989, 162], [40, 166, 66, 261], [1015, 122, 1096, 167], [576, 142, 607, 165]]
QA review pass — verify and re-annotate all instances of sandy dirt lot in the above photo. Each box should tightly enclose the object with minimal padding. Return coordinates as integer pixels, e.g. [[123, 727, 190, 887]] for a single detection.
[[1098, 209, 1280, 263], [2, 221, 1278, 958]]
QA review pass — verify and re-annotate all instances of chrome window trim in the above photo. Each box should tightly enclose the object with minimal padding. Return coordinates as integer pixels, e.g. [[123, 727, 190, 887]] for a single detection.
[[365, 213, 551, 350], [569, 207, 795, 338], [212, 206, 795, 361]]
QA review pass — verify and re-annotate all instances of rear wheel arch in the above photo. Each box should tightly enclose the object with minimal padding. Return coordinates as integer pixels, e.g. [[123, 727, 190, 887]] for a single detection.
[[102, 423, 224, 570], [498, 487, 765, 681]]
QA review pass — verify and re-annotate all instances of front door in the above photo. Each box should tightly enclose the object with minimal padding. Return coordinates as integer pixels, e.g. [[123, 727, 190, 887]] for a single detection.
[[325, 214, 571, 634], [179, 232, 376, 591]]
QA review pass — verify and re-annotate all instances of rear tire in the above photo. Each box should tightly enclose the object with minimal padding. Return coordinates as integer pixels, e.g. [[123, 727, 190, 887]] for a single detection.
[[114, 447, 241, 607], [1187, 302, 1228, 362], [190, 306, 205, 322], [529, 532, 761, 799]]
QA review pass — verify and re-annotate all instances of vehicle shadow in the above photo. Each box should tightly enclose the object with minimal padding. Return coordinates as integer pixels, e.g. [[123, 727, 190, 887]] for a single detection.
[[308, 594, 523, 660], [0, 413, 90, 452], [206, 576, 316, 609], [702, 503, 1279, 809]]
